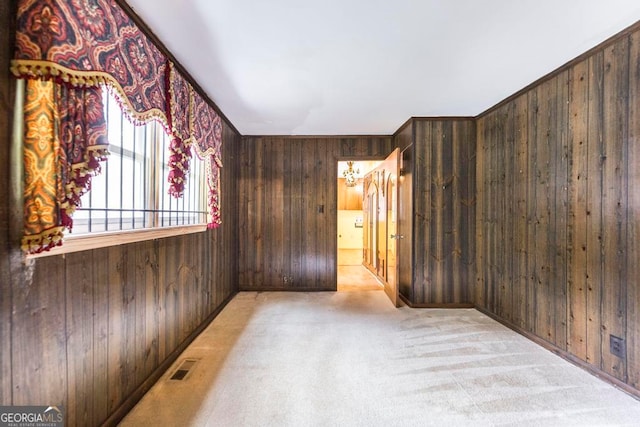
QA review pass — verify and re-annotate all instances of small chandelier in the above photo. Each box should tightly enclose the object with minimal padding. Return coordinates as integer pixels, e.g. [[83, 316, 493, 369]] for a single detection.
[[343, 161, 359, 187]]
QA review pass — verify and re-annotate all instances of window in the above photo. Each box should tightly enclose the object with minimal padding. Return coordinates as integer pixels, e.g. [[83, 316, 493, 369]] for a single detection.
[[71, 89, 208, 236]]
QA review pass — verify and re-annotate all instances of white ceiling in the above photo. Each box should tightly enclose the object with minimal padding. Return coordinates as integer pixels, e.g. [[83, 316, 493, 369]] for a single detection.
[[125, 0, 640, 136]]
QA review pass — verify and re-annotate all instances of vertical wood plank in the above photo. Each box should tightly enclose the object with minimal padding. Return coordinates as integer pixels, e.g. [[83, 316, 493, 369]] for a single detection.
[[320, 140, 334, 288], [601, 38, 629, 381], [289, 139, 303, 286], [140, 240, 159, 380], [432, 122, 444, 302], [497, 104, 512, 321], [452, 123, 463, 302], [441, 122, 454, 302], [93, 247, 110, 426], [459, 121, 475, 303], [237, 140, 250, 287], [475, 117, 486, 308], [554, 70, 570, 351], [65, 251, 95, 427], [585, 51, 604, 368], [414, 123, 430, 303], [513, 95, 529, 329], [486, 114, 502, 313], [535, 78, 553, 342], [12, 258, 67, 407], [254, 139, 265, 287], [106, 246, 124, 414], [412, 125, 422, 302], [568, 60, 590, 360], [488, 110, 499, 315], [503, 103, 516, 324], [304, 141, 317, 287], [627, 29, 640, 390], [0, 0, 15, 405], [526, 87, 539, 333], [134, 242, 148, 388]]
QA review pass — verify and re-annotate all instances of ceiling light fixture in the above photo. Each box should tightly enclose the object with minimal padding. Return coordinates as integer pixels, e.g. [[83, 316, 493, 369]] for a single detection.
[[343, 161, 360, 187]]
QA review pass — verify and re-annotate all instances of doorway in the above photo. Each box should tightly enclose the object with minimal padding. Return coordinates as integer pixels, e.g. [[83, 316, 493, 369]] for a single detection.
[[336, 160, 383, 292]]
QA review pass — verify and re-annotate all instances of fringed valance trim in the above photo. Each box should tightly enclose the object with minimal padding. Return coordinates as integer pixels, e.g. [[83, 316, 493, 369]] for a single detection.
[[193, 144, 223, 169], [62, 143, 110, 217], [12, 59, 171, 132], [167, 137, 193, 198], [11, 59, 114, 87], [21, 225, 66, 253]]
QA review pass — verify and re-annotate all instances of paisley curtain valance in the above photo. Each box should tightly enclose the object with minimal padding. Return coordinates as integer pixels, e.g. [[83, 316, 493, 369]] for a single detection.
[[13, 0, 224, 253]]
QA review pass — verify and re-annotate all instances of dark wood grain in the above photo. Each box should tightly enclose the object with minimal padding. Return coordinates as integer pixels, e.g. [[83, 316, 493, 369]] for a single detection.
[[3, 128, 239, 427], [0, 0, 16, 407], [600, 38, 629, 381], [65, 250, 95, 426], [567, 59, 589, 360], [502, 102, 515, 324], [238, 136, 393, 291], [12, 257, 67, 407], [474, 116, 485, 308], [411, 119, 475, 305], [513, 95, 529, 330], [585, 51, 604, 368], [413, 122, 431, 304], [627, 29, 640, 391], [395, 124, 414, 301], [476, 27, 640, 397], [554, 70, 569, 352]]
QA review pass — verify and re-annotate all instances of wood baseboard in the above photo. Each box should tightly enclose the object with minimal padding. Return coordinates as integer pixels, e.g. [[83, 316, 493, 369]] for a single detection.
[[238, 286, 337, 292], [475, 306, 640, 402], [399, 293, 474, 308], [101, 290, 238, 427]]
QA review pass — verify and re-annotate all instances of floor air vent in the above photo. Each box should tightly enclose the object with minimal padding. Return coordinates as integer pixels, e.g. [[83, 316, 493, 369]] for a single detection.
[[170, 359, 198, 381]]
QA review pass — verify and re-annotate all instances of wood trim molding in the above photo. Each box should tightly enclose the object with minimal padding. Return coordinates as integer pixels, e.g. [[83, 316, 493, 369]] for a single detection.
[[101, 290, 238, 427], [238, 287, 338, 292], [27, 224, 207, 259], [410, 116, 476, 122], [475, 306, 640, 401], [399, 293, 474, 309], [392, 117, 413, 137]]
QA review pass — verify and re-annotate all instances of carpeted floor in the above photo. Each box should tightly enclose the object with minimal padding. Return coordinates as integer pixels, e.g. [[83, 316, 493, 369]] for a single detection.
[[120, 291, 640, 426]]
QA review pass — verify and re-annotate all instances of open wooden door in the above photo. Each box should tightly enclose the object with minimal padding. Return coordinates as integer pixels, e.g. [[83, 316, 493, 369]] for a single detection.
[[398, 146, 413, 301], [361, 149, 400, 307], [381, 148, 400, 306], [373, 149, 400, 307]]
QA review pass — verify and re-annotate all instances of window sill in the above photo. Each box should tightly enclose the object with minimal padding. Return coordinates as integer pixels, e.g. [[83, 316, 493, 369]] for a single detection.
[[26, 224, 207, 259]]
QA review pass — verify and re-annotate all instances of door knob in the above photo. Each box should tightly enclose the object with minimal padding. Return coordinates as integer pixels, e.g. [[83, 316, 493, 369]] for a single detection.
[[390, 234, 405, 239]]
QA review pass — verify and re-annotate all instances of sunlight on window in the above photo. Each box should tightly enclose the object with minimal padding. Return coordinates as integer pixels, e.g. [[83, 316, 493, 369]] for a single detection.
[[72, 89, 207, 235]]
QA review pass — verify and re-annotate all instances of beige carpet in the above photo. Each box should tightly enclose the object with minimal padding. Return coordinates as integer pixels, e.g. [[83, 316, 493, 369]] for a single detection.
[[120, 291, 640, 426]]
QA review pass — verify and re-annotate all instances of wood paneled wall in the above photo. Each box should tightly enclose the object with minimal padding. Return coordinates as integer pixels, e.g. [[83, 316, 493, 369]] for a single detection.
[[0, 0, 15, 409], [411, 119, 476, 306], [476, 25, 640, 392], [238, 136, 394, 291], [394, 123, 413, 300], [0, 2, 240, 421]]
